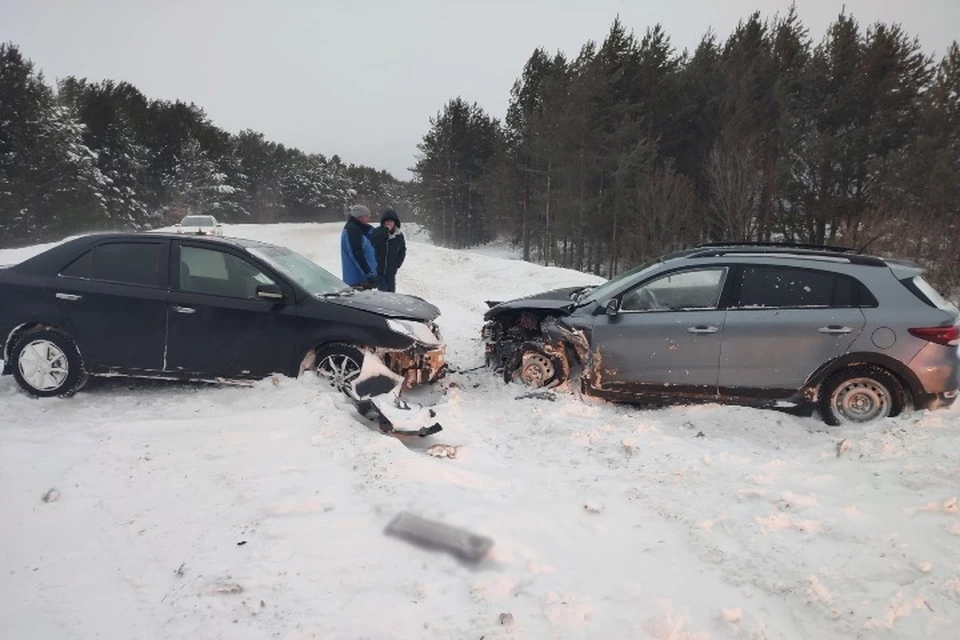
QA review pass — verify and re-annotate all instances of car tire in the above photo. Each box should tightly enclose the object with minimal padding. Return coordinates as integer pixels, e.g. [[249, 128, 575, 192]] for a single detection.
[[818, 365, 906, 426], [10, 328, 86, 398], [511, 343, 565, 388], [314, 343, 364, 392]]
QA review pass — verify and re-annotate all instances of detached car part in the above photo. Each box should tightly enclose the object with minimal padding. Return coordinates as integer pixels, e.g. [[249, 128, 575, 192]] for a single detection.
[[342, 351, 443, 438], [384, 512, 494, 563]]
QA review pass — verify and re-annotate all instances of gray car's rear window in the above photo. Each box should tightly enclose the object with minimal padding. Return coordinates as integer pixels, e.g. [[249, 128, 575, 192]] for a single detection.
[[903, 275, 957, 311]]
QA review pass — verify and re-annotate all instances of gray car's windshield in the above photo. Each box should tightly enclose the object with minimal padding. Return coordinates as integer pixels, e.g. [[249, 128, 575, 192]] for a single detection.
[[248, 246, 345, 296], [580, 259, 663, 305]]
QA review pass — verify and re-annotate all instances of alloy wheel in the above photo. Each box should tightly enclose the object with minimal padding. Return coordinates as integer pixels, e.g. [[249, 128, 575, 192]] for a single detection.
[[18, 340, 70, 392]]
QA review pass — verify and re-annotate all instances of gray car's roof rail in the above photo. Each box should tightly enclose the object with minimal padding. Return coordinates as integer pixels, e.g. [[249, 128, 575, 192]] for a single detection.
[[689, 243, 887, 266], [695, 241, 858, 253]]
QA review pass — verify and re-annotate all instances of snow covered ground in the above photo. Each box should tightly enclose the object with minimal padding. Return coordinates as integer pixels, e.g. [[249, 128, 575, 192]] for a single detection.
[[2, 223, 959, 640]]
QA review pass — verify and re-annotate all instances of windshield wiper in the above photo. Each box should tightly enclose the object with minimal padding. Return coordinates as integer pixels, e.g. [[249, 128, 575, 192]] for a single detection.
[[319, 288, 353, 298], [572, 285, 597, 302]]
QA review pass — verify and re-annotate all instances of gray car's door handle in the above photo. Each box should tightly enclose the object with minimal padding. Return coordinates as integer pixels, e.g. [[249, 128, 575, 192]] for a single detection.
[[55, 292, 82, 301], [174, 306, 196, 315], [687, 325, 720, 334], [818, 325, 853, 334]]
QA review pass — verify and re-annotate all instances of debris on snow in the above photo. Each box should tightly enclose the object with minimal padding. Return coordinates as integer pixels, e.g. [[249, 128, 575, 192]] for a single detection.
[[836, 438, 850, 457], [582, 501, 604, 514], [720, 607, 742, 624], [499, 612, 515, 626], [41, 488, 60, 503], [515, 391, 557, 402], [425, 444, 459, 459], [212, 582, 244, 595], [384, 512, 493, 563]]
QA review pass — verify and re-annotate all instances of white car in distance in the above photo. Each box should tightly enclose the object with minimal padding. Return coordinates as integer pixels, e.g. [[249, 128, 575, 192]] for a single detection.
[[175, 215, 223, 236]]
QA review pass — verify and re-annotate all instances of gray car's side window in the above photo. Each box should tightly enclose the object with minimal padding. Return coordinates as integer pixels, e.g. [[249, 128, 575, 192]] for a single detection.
[[734, 266, 874, 309], [179, 245, 275, 298], [621, 268, 727, 312]]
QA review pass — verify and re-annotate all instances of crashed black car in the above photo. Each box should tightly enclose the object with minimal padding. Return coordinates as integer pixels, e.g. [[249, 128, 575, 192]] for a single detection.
[[0, 232, 445, 397]]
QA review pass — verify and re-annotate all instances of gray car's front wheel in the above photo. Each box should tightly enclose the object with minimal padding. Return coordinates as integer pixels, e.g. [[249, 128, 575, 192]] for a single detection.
[[819, 365, 906, 426]]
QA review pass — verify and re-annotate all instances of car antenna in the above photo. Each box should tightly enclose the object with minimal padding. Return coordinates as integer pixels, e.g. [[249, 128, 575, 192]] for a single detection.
[[856, 232, 883, 254]]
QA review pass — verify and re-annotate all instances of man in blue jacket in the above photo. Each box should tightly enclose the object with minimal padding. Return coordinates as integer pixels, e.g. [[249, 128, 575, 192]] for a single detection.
[[340, 204, 378, 288]]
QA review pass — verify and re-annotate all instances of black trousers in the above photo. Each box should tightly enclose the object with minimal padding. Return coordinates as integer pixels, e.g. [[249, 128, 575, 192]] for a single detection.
[[377, 273, 397, 292]]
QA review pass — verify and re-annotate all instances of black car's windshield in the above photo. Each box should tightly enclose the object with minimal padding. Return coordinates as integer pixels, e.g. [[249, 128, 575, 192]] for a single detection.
[[248, 246, 345, 296], [182, 216, 214, 226], [580, 259, 663, 305]]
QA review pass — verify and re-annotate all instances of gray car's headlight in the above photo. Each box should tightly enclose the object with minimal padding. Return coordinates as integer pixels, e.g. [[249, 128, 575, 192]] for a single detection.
[[387, 319, 442, 346]]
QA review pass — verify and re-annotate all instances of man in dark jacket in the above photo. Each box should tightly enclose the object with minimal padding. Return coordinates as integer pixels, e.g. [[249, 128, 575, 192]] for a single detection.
[[340, 204, 378, 288], [371, 208, 407, 293]]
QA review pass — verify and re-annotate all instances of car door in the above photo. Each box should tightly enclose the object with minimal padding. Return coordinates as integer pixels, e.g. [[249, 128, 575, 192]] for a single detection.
[[718, 265, 868, 396], [164, 242, 300, 378], [589, 267, 729, 395], [54, 239, 169, 371]]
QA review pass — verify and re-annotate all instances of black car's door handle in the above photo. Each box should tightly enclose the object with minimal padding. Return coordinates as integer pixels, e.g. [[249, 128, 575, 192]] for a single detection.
[[173, 306, 196, 315], [687, 325, 720, 334], [818, 325, 853, 335], [55, 292, 82, 301]]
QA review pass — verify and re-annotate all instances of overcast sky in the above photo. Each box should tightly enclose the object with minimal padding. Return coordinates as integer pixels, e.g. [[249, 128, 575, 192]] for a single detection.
[[3, 1, 957, 180]]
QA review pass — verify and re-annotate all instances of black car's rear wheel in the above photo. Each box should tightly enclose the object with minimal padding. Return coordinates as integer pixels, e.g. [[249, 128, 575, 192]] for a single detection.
[[11, 328, 86, 398], [314, 344, 364, 392]]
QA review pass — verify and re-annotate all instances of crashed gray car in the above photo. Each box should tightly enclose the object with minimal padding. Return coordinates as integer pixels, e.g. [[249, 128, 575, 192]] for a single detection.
[[482, 243, 959, 425]]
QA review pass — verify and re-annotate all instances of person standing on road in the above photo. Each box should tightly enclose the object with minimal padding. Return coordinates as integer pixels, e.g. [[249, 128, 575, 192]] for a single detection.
[[371, 208, 407, 293], [340, 204, 378, 289]]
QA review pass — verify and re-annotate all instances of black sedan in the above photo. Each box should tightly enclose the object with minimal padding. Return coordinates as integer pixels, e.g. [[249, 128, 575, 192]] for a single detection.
[[0, 232, 445, 397]]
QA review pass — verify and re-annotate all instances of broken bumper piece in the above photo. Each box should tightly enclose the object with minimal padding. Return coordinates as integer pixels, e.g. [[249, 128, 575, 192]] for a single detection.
[[346, 352, 443, 437]]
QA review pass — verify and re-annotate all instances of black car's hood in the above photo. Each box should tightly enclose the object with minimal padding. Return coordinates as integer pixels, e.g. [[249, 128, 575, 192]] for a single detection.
[[483, 286, 585, 319], [324, 290, 440, 321]]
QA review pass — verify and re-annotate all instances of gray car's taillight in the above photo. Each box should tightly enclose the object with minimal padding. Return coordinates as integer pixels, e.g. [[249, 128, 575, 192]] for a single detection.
[[908, 325, 960, 347]]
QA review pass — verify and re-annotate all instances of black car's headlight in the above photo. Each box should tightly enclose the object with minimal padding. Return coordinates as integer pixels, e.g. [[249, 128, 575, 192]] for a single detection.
[[386, 319, 443, 346]]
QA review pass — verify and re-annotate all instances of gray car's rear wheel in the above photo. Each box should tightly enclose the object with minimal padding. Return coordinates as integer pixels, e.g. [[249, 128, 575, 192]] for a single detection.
[[314, 343, 364, 392], [11, 328, 86, 398], [819, 365, 906, 426]]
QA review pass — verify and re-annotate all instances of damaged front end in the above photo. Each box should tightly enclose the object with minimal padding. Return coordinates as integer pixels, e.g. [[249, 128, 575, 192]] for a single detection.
[[380, 330, 447, 388], [482, 309, 590, 390]]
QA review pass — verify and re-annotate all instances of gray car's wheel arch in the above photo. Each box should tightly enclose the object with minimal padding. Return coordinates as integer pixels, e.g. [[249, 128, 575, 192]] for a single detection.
[[806, 352, 919, 410]]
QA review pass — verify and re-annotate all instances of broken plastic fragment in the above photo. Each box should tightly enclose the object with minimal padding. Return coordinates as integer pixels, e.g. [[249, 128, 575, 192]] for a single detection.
[[384, 512, 493, 563]]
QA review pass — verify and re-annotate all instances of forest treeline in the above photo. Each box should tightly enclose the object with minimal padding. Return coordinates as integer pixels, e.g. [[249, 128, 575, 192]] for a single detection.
[[0, 43, 411, 249], [412, 10, 960, 292]]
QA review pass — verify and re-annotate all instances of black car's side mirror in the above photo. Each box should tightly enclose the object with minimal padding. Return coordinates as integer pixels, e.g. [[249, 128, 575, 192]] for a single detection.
[[605, 298, 620, 317], [256, 283, 284, 301]]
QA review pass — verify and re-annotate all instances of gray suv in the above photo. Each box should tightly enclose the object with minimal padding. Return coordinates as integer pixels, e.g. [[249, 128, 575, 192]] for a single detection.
[[482, 243, 959, 425]]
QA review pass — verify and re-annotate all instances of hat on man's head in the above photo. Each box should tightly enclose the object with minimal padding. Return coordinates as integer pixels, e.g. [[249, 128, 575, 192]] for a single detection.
[[349, 204, 371, 219]]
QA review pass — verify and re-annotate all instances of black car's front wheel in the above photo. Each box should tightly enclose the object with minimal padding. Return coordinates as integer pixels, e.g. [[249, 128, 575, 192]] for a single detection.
[[11, 328, 87, 398], [314, 343, 364, 393]]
